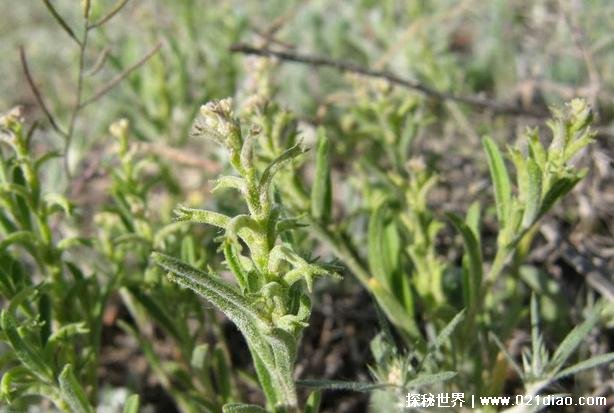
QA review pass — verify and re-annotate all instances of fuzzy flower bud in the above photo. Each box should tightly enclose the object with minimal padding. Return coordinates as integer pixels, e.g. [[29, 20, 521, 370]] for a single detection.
[[109, 118, 129, 154], [109, 118, 129, 140], [0, 106, 24, 130], [199, 98, 235, 136], [406, 156, 427, 174], [568, 98, 593, 134], [194, 98, 242, 156]]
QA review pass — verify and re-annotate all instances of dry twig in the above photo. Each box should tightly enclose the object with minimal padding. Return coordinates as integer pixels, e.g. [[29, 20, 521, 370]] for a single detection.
[[19, 47, 65, 135], [230, 43, 549, 117], [80, 42, 162, 109]]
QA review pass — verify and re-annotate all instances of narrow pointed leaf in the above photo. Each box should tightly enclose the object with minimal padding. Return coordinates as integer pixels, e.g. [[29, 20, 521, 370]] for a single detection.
[[550, 304, 602, 370], [297, 379, 390, 392], [483, 137, 511, 226], [433, 309, 465, 350], [0, 231, 38, 251], [152, 252, 289, 398], [553, 352, 614, 380], [368, 204, 391, 284], [530, 294, 544, 372], [126, 286, 184, 343], [213, 176, 245, 193], [489, 332, 523, 378], [173, 205, 230, 228], [122, 394, 140, 413], [465, 202, 481, 244], [223, 242, 249, 291], [446, 213, 482, 310], [222, 403, 269, 413], [304, 390, 322, 413], [44, 322, 89, 356], [521, 159, 542, 228], [311, 127, 332, 223], [58, 364, 94, 413], [539, 176, 582, 219], [0, 311, 53, 382], [368, 278, 421, 341], [259, 143, 305, 192], [406, 371, 457, 388], [152, 252, 270, 333]]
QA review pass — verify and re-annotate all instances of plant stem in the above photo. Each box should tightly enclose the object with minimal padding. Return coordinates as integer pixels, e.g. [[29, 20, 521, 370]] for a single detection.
[[64, 20, 90, 176]]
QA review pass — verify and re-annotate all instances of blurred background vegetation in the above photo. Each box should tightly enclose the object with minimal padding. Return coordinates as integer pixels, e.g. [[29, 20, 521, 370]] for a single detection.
[[0, 1, 612, 412]]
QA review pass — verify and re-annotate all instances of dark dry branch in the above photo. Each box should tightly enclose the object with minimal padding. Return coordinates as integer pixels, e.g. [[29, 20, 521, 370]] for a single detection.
[[41, 0, 82, 46], [230, 43, 549, 117], [19, 46, 66, 135], [88, 0, 131, 29], [87, 47, 111, 76], [79, 42, 162, 109]]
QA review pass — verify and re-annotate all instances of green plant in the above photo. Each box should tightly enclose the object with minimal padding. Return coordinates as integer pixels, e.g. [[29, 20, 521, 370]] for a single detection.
[[152, 98, 336, 413], [495, 296, 614, 410], [21, 0, 161, 174], [101, 119, 236, 413], [293, 92, 612, 405], [2, 2, 613, 412], [0, 107, 106, 411]]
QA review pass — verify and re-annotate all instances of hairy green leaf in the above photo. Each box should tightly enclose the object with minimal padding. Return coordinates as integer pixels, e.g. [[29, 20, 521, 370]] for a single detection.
[[550, 304, 602, 370], [297, 379, 390, 392], [553, 352, 614, 380], [310, 127, 332, 223], [521, 159, 542, 228], [433, 309, 465, 351], [406, 372, 457, 388], [58, 364, 94, 413], [483, 137, 512, 226], [539, 176, 582, 219], [0, 311, 53, 382], [222, 403, 269, 413], [173, 205, 230, 228], [152, 252, 271, 333]]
